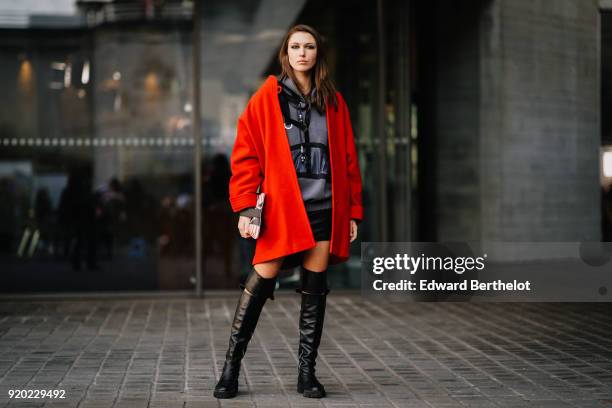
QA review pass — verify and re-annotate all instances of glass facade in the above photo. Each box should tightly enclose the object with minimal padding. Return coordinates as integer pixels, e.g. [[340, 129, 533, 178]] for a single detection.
[[0, 3, 196, 292], [0, 0, 414, 293]]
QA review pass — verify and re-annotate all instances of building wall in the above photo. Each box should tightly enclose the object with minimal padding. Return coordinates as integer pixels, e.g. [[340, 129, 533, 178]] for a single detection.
[[433, 0, 483, 242], [436, 0, 601, 250]]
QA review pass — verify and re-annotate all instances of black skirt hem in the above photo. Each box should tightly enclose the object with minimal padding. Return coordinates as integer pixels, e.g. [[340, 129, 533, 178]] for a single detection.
[[279, 207, 332, 270]]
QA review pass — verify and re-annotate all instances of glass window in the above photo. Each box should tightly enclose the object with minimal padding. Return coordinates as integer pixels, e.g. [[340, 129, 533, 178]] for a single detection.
[[0, 3, 196, 292]]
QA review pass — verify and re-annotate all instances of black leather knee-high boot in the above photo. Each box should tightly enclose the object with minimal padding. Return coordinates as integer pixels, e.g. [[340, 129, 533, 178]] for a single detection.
[[214, 267, 276, 399], [296, 265, 329, 398]]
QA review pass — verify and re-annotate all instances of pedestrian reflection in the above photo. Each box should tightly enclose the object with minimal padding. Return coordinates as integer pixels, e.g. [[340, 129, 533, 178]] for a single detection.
[[98, 177, 127, 260], [58, 168, 98, 271], [0, 178, 17, 254]]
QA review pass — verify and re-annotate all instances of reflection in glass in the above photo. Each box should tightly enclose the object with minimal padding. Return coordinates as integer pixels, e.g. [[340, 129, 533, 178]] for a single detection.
[[0, 3, 196, 292]]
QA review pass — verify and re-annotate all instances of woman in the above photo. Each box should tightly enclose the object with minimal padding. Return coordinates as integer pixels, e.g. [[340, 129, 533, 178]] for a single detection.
[[214, 24, 363, 399]]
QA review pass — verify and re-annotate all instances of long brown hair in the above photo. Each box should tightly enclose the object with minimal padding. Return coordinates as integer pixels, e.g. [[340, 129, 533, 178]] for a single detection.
[[278, 24, 338, 112]]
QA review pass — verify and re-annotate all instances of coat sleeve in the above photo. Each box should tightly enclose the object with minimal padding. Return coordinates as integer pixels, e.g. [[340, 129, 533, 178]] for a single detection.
[[229, 109, 263, 213], [340, 94, 364, 223]]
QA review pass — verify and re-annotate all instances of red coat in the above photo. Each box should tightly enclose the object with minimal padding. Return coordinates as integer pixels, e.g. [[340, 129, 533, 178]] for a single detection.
[[229, 75, 363, 266]]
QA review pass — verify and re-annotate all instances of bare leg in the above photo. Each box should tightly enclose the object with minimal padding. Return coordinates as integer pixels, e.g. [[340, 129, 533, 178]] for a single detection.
[[254, 256, 285, 279], [302, 241, 330, 272]]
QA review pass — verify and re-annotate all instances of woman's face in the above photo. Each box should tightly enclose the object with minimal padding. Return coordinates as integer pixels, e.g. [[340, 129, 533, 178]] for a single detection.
[[287, 31, 317, 74]]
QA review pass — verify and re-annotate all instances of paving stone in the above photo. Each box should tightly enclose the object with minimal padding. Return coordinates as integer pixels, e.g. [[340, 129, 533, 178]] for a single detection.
[[0, 296, 609, 407]]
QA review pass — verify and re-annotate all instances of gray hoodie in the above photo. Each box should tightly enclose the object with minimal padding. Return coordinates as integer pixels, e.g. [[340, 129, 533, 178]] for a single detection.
[[239, 75, 332, 217]]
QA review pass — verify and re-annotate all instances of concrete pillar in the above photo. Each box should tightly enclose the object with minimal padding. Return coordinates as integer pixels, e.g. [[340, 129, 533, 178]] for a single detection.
[[436, 0, 601, 247]]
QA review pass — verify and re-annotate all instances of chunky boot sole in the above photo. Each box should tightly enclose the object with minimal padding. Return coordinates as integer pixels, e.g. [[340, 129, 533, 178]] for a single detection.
[[297, 382, 326, 398], [213, 387, 238, 399]]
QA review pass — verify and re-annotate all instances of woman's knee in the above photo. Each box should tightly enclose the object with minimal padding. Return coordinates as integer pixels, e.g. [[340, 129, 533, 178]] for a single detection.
[[302, 241, 330, 272], [254, 257, 284, 278]]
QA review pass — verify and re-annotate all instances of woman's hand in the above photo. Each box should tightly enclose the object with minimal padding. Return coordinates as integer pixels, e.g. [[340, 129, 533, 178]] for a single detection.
[[238, 215, 252, 239], [349, 219, 358, 242]]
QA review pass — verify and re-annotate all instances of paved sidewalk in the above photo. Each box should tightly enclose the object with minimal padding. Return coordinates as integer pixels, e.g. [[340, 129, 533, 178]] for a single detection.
[[0, 294, 611, 407]]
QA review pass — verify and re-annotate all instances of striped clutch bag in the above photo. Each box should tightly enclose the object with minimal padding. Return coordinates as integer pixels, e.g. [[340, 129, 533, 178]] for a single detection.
[[247, 192, 265, 239]]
